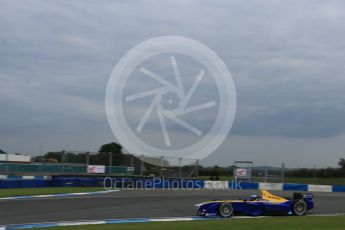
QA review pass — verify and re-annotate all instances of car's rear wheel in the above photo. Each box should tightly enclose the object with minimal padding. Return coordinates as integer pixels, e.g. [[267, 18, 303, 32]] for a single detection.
[[218, 203, 233, 218], [292, 200, 307, 216]]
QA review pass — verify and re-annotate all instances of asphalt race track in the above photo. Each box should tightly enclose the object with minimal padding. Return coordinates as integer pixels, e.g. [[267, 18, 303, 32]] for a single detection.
[[1, 189, 345, 225]]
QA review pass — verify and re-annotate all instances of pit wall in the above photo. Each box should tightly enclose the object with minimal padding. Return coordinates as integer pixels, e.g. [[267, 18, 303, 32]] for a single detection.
[[0, 176, 344, 192]]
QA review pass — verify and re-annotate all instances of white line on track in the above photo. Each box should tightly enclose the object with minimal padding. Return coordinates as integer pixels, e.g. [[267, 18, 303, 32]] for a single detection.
[[310, 213, 345, 216]]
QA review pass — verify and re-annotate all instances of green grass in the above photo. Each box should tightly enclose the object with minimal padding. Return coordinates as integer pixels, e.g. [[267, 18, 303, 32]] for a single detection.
[[0, 187, 104, 198], [38, 216, 345, 230], [196, 176, 345, 185]]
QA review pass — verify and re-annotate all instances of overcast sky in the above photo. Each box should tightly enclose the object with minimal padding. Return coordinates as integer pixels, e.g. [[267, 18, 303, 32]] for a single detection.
[[1, 0, 345, 168]]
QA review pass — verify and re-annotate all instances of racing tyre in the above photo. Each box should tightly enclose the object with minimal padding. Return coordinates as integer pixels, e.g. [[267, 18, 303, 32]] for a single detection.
[[218, 203, 233, 218], [292, 200, 307, 216]]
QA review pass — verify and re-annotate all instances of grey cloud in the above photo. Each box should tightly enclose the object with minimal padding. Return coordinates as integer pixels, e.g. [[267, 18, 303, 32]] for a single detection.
[[0, 0, 345, 166]]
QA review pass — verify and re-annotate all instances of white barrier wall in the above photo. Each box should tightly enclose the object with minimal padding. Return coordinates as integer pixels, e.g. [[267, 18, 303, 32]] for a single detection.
[[0, 154, 31, 162], [308, 184, 332, 192], [259, 183, 283, 191], [204, 181, 228, 190]]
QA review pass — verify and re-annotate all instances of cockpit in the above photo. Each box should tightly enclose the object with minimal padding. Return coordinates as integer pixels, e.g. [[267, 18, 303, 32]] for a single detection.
[[248, 194, 266, 202]]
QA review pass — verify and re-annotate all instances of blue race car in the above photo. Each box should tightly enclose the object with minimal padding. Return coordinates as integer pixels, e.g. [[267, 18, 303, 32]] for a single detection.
[[196, 190, 314, 217]]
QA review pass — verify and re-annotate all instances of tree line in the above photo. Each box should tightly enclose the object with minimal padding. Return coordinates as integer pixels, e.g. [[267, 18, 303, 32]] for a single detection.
[[33, 142, 345, 178]]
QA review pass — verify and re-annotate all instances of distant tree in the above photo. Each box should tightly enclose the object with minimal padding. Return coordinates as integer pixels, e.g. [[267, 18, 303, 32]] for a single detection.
[[32, 156, 45, 162], [338, 158, 345, 169], [99, 142, 125, 166], [37, 143, 127, 166], [99, 142, 123, 154], [44, 151, 64, 162]]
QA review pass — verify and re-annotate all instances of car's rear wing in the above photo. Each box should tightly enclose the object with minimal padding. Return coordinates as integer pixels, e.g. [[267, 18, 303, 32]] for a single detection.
[[293, 192, 313, 200]]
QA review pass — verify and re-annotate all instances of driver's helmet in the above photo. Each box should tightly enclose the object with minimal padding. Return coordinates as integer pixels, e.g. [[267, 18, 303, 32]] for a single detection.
[[250, 194, 258, 201]]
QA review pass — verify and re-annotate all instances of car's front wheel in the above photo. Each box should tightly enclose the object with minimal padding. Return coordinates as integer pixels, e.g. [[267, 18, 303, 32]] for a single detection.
[[218, 203, 233, 218], [292, 200, 307, 216]]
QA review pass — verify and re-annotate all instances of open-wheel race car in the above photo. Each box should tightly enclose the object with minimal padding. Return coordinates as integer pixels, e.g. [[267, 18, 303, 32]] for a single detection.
[[196, 190, 314, 217]]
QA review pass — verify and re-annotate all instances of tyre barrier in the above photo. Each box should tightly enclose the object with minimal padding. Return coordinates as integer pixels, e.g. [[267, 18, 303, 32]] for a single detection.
[[0, 176, 345, 192], [0, 176, 49, 180], [283, 183, 308, 191], [109, 178, 204, 189]]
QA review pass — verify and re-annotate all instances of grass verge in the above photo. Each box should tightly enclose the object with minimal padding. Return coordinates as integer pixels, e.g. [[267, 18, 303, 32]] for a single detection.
[[0, 187, 104, 198], [35, 216, 345, 230]]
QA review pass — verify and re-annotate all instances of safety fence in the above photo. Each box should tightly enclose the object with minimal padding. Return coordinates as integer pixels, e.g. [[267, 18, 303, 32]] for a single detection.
[[0, 163, 133, 175]]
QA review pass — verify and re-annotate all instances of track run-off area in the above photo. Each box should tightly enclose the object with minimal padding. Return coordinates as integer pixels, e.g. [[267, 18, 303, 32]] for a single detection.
[[0, 189, 345, 226]]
